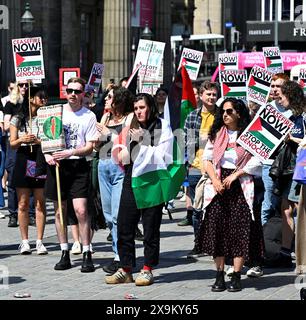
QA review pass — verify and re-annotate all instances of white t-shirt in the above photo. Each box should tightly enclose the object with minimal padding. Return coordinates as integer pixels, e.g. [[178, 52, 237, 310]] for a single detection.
[[62, 105, 97, 159], [220, 130, 238, 169]]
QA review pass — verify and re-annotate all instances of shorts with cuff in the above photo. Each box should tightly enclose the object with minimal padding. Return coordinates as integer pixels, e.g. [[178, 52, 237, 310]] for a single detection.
[[45, 158, 90, 201]]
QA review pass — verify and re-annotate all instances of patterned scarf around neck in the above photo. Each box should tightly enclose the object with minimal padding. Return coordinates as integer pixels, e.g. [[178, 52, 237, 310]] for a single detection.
[[212, 126, 252, 170]]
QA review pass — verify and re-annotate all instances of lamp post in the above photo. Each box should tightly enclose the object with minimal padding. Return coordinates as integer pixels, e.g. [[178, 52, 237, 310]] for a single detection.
[[20, 2, 35, 34], [141, 22, 153, 40]]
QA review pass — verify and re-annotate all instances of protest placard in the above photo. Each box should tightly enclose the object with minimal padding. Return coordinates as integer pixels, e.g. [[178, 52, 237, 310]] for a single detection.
[[88, 63, 104, 96], [237, 103, 294, 162], [37, 105, 66, 153], [263, 46, 284, 74], [298, 68, 306, 95], [247, 65, 273, 106], [132, 39, 165, 83], [12, 37, 45, 81], [220, 69, 247, 99], [178, 48, 203, 80], [218, 52, 238, 71], [59, 68, 80, 99]]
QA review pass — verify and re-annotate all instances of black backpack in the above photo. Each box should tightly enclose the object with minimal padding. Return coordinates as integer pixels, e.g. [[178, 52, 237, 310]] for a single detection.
[[263, 215, 282, 267]]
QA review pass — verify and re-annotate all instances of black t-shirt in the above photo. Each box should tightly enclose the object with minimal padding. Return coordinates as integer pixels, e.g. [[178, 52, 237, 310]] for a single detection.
[[4, 101, 21, 116]]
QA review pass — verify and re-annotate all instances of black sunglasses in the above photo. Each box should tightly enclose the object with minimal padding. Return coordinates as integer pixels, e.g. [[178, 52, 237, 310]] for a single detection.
[[18, 83, 29, 88], [66, 88, 83, 95], [222, 108, 235, 115]]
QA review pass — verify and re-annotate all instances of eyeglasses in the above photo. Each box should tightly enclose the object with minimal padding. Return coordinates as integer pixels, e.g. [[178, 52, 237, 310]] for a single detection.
[[66, 88, 83, 95], [222, 108, 235, 115], [18, 83, 29, 88]]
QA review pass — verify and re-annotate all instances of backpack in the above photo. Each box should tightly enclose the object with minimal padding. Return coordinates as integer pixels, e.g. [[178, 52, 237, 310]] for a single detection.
[[263, 215, 282, 267]]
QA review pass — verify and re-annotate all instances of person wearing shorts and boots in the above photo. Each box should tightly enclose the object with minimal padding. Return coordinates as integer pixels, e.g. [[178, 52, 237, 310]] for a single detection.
[[44, 77, 98, 273]]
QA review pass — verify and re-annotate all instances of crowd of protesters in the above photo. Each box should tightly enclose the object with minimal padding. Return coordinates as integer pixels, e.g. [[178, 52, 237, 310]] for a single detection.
[[0, 69, 306, 293]]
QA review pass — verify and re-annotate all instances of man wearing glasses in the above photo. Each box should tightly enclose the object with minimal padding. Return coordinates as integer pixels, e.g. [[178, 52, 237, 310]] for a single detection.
[[44, 77, 98, 273]]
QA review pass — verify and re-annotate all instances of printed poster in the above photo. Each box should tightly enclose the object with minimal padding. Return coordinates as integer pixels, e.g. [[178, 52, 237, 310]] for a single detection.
[[220, 69, 247, 100], [37, 105, 66, 153], [178, 48, 203, 81], [237, 103, 294, 162], [263, 46, 284, 74], [247, 65, 273, 106], [12, 37, 45, 81]]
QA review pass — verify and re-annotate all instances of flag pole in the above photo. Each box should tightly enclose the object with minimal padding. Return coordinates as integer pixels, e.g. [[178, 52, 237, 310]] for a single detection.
[[55, 163, 65, 233], [141, 42, 154, 93], [28, 80, 33, 152]]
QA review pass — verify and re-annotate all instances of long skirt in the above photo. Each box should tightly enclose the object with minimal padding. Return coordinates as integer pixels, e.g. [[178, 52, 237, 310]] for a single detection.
[[196, 168, 259, 261]]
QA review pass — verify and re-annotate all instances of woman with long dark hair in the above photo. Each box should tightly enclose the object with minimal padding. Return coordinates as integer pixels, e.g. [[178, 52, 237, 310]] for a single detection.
[[105, 93, 172, 286], [196, 98, 262, 292]]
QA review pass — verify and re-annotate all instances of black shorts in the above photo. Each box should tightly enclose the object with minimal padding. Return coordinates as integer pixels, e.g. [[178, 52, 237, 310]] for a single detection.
[[45, 158, 90, 201]]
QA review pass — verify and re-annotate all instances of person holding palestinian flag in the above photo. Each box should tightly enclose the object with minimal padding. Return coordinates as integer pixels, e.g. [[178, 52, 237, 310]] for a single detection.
[[105, 92, 185, 286]]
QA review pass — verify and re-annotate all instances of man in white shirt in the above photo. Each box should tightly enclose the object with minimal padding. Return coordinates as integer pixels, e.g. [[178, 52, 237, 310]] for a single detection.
[[44, 77, 97, 273]]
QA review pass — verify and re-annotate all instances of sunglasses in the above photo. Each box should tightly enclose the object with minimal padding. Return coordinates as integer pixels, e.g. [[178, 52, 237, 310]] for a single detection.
[[66, 88, 83, 95], [18, 83, 29, 88], [222, 108, 235, 115]]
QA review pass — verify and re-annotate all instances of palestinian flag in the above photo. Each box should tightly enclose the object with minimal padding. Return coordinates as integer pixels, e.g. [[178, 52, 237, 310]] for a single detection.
[[164, 64, 197, 131], [222, 82, 247, 99], [248, 116, 282, 150], [265, 56, 283, 69], [248, 75, 270, 96], [15, 51, 42, 68], [131, 119, 186, 209]]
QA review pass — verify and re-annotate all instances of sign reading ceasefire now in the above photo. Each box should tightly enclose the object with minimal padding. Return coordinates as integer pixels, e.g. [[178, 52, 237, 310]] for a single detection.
[[237, 103, 294, 162], [12, 37, 45, 81]]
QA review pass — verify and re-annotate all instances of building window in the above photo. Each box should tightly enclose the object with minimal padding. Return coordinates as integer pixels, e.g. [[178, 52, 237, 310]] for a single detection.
[[282, 0, 290, 20]]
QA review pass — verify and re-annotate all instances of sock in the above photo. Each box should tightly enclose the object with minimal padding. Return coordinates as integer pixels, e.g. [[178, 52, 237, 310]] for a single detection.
[[60, 243, 69, 251], [36, 239, 42, 244], [187, 209, 193, 221], [82, 245, 90, 253], [22, 239, 29, 245], [122, 267, 132, 273], [143, 265, 152, 272]]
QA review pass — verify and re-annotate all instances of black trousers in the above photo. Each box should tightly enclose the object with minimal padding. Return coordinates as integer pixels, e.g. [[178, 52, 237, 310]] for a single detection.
[[117, 167, 163, 268]]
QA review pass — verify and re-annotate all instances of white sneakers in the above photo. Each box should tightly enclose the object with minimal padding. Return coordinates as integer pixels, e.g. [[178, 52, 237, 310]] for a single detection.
[[36, 241, 48, 255], [0, 212, 5, 219], [19, 241, 48, 255], [71, 241, 82, 255], [19, 241, 31, 255]]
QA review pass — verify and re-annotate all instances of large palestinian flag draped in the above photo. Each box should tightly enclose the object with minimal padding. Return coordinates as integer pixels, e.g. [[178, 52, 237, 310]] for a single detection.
[[131, 65, 195, 209]]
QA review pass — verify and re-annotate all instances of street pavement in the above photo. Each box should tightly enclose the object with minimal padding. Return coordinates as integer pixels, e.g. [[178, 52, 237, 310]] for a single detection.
[[0, 192, 303, 301]]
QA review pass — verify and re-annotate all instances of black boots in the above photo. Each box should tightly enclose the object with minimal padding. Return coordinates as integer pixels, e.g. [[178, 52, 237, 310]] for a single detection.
[[81, 251, 95, 273], [54, 250, 71, 270], [211, 270, 226, 292], [227, 271, 242, 292]]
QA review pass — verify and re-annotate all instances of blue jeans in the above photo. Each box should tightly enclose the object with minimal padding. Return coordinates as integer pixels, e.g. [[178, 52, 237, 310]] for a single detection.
[[188, 168, 202, 236], [98, 158, 124, 261], [261, 164, 280, 225]]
